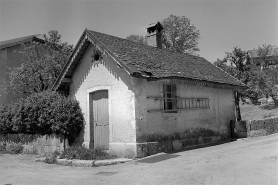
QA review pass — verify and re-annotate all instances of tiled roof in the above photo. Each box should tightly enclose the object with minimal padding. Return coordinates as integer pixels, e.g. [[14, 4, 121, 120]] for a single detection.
[[86, 30, 245, 87], [53, 29, 245, 90], [0, 34, 44, 49]]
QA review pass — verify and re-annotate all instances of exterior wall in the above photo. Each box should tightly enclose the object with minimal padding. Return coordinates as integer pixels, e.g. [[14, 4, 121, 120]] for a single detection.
[[134, 78, 235, 140], [70, 44, 136, 158], [0, 44, 30, 105]]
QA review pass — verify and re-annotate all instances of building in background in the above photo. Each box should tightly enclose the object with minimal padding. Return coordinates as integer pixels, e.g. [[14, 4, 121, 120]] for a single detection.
[[0, 34, 44, 105]]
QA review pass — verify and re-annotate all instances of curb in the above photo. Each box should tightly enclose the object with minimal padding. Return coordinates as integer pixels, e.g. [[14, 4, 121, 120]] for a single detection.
[[37, 157, 132, 167]]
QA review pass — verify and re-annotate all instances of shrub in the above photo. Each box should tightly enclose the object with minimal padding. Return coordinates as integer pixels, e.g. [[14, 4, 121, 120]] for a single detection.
[[45, 154, 57, 164], [60, 146, 116, 160], [0, 91, 85, 143], [6, 143, 23, 154]]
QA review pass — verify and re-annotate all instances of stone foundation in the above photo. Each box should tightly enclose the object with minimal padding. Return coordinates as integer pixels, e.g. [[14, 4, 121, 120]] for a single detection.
[[136, 135, 227, 158]]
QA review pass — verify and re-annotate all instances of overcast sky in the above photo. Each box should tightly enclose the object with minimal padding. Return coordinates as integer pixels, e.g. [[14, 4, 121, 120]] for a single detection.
[[0, 0, 277, 62]]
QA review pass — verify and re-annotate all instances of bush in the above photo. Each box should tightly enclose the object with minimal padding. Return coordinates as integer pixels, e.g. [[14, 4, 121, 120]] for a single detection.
[[60, 146, 116, 160], [6, 143, 23, 154], [0, 91, 85, 143], [45, 154, 57, 164]]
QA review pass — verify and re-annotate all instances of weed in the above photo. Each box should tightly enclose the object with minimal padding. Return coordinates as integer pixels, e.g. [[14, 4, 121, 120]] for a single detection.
[[60, 146, 116, 160], [6, 143, 23, 154]]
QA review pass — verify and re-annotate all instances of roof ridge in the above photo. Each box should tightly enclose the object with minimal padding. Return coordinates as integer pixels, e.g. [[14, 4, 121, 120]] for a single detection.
[[0, 34, 41, 43], [0, 34, 43, 49], [87, 29, 200, 58]]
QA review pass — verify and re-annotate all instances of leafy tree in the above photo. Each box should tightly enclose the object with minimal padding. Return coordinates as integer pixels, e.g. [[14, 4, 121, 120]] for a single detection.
[[126, 15, 200, 54], [161, 15, 200, 54], [253, 44, 278, 105], [126, 34, 147, 44], [255, 44, 278, 68], [4, 30, 73, 95], [214, 47, 260, 106]]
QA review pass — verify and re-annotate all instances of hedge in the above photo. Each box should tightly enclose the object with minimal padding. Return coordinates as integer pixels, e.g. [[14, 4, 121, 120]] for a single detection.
[[0, 91, 84, 143]]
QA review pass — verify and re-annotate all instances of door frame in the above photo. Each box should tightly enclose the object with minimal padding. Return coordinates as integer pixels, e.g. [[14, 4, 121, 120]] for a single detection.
[[87, 86, 112, 148]]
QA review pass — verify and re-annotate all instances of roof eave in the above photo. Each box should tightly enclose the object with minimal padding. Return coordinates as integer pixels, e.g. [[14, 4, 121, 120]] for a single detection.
[[51, 29, 134, 91]]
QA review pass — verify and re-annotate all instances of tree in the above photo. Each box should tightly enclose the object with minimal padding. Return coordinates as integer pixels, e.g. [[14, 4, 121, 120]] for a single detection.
[[256, 44, 278, 68], [254, 44, 278, 105], [126, 15, 200, 54], [4, 30, 73, 95], [161, 15, 200, 54], [126, 34, 147, 44], [214, 47, 261, 106]]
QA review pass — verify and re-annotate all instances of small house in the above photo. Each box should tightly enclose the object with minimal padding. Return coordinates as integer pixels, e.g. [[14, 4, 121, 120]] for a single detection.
[[52, 23, 245, 158]]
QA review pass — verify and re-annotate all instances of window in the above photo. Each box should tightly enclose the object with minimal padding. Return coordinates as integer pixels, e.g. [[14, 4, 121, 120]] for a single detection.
[[163, 84, 177, 110]]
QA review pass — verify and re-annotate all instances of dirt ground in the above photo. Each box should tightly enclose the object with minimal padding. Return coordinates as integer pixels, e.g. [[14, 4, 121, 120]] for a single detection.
[[1, 134, 278, 185]]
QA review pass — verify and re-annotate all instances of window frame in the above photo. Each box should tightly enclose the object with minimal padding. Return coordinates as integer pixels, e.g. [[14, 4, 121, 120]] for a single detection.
[[163, 83, 177, 111]]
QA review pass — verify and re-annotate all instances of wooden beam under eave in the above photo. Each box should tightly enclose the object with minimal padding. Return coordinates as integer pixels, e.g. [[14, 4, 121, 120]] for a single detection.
[[62, 78, 72, 83]]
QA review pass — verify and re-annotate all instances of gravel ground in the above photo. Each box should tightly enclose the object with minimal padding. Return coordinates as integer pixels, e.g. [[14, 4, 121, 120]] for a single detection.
[[1, 134, 278, 185]]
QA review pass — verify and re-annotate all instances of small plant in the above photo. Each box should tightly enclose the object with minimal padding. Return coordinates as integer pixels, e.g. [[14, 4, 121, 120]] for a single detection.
[[6, 143, 23, 154], [263, 113, 275, 118], [0, 142, 6, 153], [44, 150, 61, 164], [60, 146, 116, 160], [45, 154, 57, 164]]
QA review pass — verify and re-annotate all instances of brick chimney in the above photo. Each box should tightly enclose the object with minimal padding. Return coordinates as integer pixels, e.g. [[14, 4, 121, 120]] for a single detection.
[[146, 22, 163, 48]]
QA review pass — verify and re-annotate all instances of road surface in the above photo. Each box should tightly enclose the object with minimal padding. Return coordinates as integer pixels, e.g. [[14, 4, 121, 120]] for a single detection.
[[1, 134, 278, 185]]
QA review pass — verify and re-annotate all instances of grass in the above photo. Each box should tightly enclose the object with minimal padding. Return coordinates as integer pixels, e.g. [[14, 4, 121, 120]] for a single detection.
[[240, 102, 278, 120]]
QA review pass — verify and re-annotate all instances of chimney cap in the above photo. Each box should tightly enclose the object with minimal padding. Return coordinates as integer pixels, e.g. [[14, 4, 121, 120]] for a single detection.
[[146, 22, 163, 34]]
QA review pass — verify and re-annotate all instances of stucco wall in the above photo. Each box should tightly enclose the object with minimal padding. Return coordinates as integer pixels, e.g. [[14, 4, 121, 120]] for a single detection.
[[134, 78, 235, 139], [70, 44, 136, 156]]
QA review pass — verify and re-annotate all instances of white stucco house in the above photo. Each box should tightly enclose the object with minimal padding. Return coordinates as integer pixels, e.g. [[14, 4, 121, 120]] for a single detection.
[[52, 22, 245, 158]]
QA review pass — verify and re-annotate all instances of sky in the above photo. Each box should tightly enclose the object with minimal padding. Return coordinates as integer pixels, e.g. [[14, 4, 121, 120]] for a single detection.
[[0, 0, 277, 62]]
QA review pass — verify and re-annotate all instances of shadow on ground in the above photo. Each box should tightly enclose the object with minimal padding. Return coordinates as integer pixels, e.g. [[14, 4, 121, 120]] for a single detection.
[[136, 153, 181, 163]]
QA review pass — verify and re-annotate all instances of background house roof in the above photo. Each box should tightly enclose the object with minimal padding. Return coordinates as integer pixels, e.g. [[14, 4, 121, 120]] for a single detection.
[[0, 34, 44, 49], [53, 29, 246, 90]]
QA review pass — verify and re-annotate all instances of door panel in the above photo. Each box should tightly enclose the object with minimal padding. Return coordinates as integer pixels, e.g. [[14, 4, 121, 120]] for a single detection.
[[92, 90, 109, 149]]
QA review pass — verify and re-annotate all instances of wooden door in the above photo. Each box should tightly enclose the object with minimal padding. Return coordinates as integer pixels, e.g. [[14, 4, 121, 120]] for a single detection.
[[92, 90, 109, 149]]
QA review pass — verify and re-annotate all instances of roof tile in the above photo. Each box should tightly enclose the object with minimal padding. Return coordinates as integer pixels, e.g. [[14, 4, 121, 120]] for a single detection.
[[87, 30, 244, 87]]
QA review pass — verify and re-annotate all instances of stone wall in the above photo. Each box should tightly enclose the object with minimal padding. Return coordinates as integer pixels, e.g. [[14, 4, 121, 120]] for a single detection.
[[235, 116, 278, 138], [0, 134, 68, 154], [136, 135, 227, 158]]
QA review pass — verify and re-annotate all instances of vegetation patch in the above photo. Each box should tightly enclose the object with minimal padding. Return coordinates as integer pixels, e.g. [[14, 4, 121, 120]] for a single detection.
[[5, 143, 23, 154], [0, 91, 84, 144], [137, 128, 219, 143], [59, 146, 116, 161]]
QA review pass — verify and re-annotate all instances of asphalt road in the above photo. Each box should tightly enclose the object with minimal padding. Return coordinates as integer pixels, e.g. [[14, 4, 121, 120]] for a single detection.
[[1, 134, 278, 185]]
